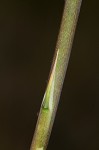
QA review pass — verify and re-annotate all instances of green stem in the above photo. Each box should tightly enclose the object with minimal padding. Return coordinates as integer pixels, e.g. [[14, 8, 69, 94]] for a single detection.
[[30, 0, 82, 150]]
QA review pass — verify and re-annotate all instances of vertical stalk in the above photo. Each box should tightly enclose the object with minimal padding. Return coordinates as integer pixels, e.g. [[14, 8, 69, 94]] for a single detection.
[[30, 0, 82, 150]]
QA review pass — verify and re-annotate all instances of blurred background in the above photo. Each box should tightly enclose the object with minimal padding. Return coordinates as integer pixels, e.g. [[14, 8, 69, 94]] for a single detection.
[[0, 0, 99, 150]]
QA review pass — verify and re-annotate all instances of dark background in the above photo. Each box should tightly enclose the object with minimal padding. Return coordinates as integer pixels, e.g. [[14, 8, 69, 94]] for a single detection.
[[0, 0, 99, 150]]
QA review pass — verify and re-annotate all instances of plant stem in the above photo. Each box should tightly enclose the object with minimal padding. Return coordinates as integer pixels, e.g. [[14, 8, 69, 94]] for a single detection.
[[30, 0, 82, 150]]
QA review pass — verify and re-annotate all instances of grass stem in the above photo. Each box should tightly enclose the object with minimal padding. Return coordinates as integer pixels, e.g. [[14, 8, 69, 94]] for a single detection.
[[30, 0, 82, 150]]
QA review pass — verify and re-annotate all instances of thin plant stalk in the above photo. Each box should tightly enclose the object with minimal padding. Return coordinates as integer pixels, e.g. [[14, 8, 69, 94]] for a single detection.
[[30, 0, 82, 150]]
